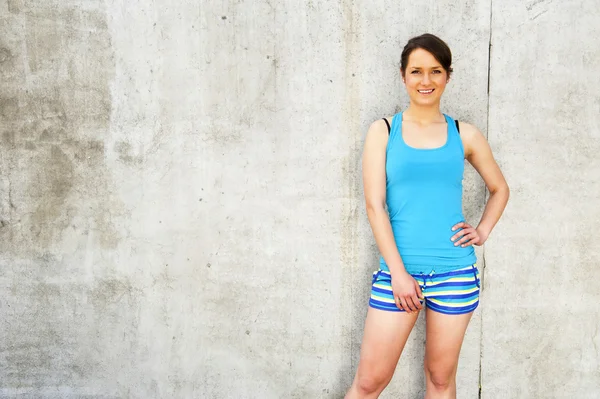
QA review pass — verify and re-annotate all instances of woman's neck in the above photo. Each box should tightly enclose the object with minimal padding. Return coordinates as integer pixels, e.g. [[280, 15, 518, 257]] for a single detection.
[[403, 104, 444, 125]]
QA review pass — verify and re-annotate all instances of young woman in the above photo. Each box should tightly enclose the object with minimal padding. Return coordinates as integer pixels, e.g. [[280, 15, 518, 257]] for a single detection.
[[345, 34, 509, 399]]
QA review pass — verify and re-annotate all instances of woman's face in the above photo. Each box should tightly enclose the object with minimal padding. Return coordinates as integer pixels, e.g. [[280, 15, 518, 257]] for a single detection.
[[402, 48, 449, 107]]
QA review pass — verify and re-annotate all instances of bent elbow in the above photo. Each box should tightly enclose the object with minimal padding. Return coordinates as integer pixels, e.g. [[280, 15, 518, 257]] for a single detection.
[[491, 182, 510, 199], [365, 200, 386, 215]]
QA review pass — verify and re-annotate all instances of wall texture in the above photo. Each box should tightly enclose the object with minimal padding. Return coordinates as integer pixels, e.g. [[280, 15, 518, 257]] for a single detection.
[[482, 1, 600, 398], [0, 0, 598, 398]]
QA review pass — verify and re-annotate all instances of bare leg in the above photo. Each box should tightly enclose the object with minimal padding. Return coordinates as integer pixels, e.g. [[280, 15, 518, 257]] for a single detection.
[[423, 308, 474, 399], [345, 307, 419, 399]]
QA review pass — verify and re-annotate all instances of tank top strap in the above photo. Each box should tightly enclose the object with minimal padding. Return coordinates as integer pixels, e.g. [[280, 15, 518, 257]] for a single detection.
[[390, 112, 402, 138], [443, 114, 465, 158], [385, 112, 403, 155], [444, 114, 458, 136]]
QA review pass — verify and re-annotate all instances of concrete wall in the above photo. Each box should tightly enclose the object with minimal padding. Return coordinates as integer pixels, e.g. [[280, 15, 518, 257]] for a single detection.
[[0, 0, 598, 398], [482, 1, 600, 398]]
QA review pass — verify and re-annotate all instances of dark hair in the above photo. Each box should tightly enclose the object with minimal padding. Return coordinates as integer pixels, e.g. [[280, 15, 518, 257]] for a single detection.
[[400, 33, 453, 77]]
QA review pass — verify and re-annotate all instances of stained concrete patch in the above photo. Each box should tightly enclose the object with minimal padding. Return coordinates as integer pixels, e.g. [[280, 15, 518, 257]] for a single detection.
[[27, 145, 75, 247], [0, 97, 19, 120], [0, 1, 136, 396], [114, 141, 143, 165], [0, 47, 12, 63], [0, 1, 120, 257]]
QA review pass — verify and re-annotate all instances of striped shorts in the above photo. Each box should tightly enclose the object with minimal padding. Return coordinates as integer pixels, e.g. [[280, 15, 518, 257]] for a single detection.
[[369, 264, 481, 315]]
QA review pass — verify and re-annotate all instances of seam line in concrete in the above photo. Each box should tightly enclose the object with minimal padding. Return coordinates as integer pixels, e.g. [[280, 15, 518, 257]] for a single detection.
[[8, 166, 13, 221], [479, 1, 494, 398]]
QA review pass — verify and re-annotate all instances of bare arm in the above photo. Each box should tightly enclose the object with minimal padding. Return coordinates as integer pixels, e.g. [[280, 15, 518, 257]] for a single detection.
[[362, 119, 408, 275], [452, 122, 510, 246], [363, 118, 424, 312]]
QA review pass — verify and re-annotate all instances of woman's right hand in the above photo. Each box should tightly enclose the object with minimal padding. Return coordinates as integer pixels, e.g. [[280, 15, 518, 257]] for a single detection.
[[391, 271, 424, 313]]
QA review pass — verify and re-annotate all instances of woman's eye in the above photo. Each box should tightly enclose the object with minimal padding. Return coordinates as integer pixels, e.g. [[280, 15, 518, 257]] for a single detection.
[[433, 70, 442, 74], [411, 70, 420, 74]]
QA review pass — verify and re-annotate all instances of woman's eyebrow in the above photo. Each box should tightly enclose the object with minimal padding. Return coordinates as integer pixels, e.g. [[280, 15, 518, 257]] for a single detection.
[[410, 66, 443, 70]]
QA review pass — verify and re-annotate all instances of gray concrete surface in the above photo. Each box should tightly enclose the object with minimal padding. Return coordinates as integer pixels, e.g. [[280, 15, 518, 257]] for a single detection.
[[482, 1, 600, 398], [0, 0, 598, 398]]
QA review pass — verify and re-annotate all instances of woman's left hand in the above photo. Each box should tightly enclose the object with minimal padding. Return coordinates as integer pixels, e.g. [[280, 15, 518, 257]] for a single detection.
[[450, 222, 488, 247]]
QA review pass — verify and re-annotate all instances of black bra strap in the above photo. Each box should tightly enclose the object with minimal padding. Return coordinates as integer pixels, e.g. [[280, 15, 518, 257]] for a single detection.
[[455, 119, 460, 134], [383, 118, 391, 134]]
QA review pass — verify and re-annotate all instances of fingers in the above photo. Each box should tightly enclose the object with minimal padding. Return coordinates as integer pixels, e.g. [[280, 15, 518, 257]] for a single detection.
[[451, 229, 469, 244], [451, 221, 468, 231], [414, 280, 424, 299], [411, 280, 424, 310], [396, 296, 412, 312], [454, 230, 477, 246], [398, 297, 409, 312], [409, 295, 423, 311], [394, 277, 426, 313], [454, 230, 482, 247], [397, 296, 412, 312], [397, 295, 422, 313], [464, 236, 481, 247], [451, 222, 480, 247], [450, 224, 471, 242]]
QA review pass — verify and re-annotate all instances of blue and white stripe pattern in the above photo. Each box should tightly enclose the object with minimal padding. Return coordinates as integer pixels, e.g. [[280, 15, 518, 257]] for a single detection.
[[369, 265, 481, 315]]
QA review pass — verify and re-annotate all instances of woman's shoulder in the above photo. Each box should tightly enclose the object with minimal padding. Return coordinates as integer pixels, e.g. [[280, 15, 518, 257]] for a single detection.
[[454, 119, 476, 133], [454, 121, 489, 158], [455, 121, 485, 140], [367, 116, 394, 136], [363, 116, 394, 151]]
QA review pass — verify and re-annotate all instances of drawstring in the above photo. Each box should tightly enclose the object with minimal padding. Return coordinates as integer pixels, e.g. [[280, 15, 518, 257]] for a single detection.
[[372, 270, 391, 284], [375, 267, 478, 289], [372, 270, 381, 284], [471, 264, 480, 288], [419, 271, 434, 292]]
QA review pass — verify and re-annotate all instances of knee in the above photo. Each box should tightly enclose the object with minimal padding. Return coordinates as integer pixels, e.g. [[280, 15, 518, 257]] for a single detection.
[[427, 367, 454, 391], [355, 372, 392, 395]]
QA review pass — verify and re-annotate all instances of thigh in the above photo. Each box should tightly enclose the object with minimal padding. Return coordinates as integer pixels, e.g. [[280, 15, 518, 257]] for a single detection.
[[423, 265, 480, 369], [424, 308, 473, 371], [356, 307, 420, 379]]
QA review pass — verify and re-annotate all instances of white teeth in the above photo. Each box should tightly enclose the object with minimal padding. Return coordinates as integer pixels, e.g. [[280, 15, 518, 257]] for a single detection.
[[418, 89, 434, 94]]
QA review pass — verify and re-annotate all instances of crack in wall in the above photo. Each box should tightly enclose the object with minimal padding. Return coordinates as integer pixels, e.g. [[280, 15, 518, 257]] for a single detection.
[[479, 0, 494, 397]]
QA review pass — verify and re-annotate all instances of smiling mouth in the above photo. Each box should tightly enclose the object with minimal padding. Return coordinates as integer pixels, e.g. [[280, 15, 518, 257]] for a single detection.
[[418, 89, 435, 94]]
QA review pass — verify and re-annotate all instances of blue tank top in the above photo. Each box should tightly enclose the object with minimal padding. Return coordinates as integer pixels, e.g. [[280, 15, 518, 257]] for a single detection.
[[379, 112, 477, 274]]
